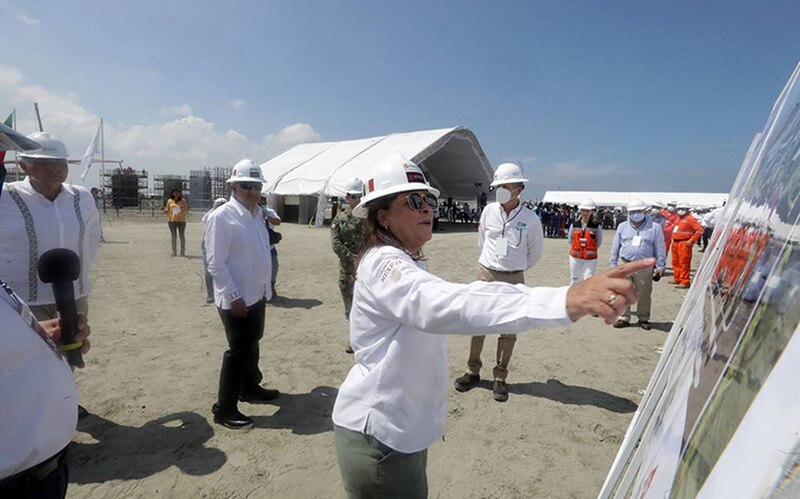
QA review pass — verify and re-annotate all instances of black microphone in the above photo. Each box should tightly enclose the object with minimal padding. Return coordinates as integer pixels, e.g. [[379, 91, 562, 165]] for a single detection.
[[38, 248, 83, 367]]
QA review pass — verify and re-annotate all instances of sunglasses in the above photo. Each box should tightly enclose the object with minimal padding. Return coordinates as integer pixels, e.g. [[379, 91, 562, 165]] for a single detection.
[[402, 192, 438, 211], [237, 182, 262, 191]]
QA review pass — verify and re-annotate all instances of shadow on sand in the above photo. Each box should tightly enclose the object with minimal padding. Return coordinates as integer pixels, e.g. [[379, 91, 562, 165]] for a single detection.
[[250, 386, 338, 435], [70, 411, 226, 484], [469, 378, 638, 413]]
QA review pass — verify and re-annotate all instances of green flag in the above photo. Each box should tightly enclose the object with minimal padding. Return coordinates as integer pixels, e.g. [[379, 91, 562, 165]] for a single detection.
[[3, 112, 12, 128]]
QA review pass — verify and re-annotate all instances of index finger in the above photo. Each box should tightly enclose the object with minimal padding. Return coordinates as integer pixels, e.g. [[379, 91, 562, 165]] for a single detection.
[[606, 258, 656, 279]]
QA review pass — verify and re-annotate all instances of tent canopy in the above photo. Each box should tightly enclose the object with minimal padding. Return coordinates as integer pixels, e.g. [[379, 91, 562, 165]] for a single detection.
[[260, 126, 493, 201], [542, 191, 729, 209]]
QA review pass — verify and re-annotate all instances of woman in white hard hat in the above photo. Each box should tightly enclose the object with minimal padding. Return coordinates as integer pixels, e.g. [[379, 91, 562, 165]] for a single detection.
[[331, 154, 653, 498], [567, 199, 603, 285]]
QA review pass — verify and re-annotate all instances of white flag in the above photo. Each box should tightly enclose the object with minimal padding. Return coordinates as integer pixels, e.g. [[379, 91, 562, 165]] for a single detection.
[[80, 121, 102, 182]]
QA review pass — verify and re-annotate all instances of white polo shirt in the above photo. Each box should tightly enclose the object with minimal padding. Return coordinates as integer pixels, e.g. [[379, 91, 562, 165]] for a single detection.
[[0, 281, 77, 480], [0, 178, 100, 305], [478, 201, 544, 272], [204, 196, 272, 308], [332, 245, 571, 453]]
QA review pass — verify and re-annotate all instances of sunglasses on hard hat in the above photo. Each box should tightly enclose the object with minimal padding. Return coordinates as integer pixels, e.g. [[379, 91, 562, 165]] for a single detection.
[[236, 182, 262, 191], [401, 192, 438, 211]]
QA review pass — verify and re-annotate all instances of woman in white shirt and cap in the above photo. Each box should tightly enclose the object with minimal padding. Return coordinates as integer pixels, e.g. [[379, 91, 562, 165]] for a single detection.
[[331, 154, 654, 498]]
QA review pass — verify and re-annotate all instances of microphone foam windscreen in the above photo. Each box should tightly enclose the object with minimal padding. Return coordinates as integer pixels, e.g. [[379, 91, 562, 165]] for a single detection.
[[38, 248, 81, 283]]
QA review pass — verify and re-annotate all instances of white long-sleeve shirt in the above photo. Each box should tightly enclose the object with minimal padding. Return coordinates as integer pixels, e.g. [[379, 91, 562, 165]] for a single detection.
[[0, 281, 77, 479], [204, 196, 272, 308], [0, 178, 100, 305], [332, 245, 571, 454], [478, 201, 544, 272]]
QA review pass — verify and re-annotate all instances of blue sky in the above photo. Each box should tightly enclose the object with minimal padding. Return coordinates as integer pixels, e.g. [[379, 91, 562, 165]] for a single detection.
[[2, 0, 799, 198]]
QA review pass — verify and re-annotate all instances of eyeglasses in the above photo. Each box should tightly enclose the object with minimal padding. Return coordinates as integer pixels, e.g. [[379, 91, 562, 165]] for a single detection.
[[402, 192, 438, 211], [237, 182, 262, 191]]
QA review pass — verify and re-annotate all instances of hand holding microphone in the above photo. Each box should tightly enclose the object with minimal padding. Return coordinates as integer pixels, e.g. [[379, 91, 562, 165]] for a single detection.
[[38, 248, 84, 367]]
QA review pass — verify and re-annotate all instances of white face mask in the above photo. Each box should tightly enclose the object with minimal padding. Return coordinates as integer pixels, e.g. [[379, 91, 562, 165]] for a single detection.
[[496, 187, 512, 204], [629, 212, 645, 223], [677, 209, 687, 216], [650, 208, 660, 215], [667, 206, 676, 212]]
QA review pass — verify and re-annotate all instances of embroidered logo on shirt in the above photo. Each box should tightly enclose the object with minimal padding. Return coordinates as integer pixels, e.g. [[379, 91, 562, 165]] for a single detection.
[[378, 258, 403, 283]]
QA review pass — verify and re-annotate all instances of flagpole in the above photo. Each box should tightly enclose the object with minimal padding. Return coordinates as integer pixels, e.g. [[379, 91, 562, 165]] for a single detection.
[[101, 118, 106, 213], [11, 108, 17, 180]]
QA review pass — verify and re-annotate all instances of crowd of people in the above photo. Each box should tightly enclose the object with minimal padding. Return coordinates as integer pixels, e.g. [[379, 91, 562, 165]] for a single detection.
[[2, 128, 719, 498]]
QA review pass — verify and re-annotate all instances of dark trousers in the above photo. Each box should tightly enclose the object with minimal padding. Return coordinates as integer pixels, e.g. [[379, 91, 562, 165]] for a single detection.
[[168, 221, 186, 255], [0, 448, 69, 499], [217, 299, 266, 412]]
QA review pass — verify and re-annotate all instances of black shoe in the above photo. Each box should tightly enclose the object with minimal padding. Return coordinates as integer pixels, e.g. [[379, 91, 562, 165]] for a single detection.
[[639, 321, 652, 331], [345, 345, 354, 354], [493, 380, 509, 402], [239, 387, 280, 403], [206, 296, 214, 304], [212, 404, 253, 429], [613, 319, 629, 329], [78, 405, 89, 420], [454, 373, 480, 392]]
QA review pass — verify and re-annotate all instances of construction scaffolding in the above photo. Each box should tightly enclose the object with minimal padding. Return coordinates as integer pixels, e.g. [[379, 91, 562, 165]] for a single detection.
[[153, 174, 189, 209], [202, 166, 232, 209], [103, 166, 148, 212]]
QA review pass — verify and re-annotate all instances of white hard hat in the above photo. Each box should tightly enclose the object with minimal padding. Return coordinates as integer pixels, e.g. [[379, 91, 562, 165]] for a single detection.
[[651, 200, 665, 209], [18, 132, 69, 160], [212, 197, 227, 209], [628, 199, 647, 211], [490, 163, 529, 187], [667, 200, 677, 206], [353, 154, 440, 218], [677, 201, 691, 210], [344, 177, 364, 195], [578, 199, 596, 210], [227, 159, 267, 184]]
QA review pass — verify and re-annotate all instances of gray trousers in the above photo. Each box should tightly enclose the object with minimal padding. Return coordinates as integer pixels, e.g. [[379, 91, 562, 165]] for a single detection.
[[467, 265, 525, 381], [334, 425, 428, 499], [619, 259, 654, 322]]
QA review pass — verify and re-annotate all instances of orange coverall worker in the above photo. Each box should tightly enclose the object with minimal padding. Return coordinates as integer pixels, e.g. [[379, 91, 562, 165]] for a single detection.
[[671, 213, 703, 287], [660, 209, 678, 257]]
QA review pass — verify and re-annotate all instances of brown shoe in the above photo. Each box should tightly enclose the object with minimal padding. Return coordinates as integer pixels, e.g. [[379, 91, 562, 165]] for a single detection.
[[613, 319, 629, 329], [639, 321, 652, 330], [454, 373, 480, 392], [492, 380, 509, 402], [668, 279, 679, 284], [675, 283, 690, 289]]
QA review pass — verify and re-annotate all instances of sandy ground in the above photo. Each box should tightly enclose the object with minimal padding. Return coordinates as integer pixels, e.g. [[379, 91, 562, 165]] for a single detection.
[[67, 215, 694, 498]]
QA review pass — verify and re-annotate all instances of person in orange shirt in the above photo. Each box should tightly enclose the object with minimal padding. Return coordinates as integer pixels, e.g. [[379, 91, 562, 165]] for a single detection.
[[164, 188, 189, 256], [670, 201, 703, 288]]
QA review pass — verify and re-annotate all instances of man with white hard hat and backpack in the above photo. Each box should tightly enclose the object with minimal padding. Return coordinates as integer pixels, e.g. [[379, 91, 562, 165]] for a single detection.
[[453, 162, 544, 402], [205, 159, 279, 429], [608, 199, 666, 330]]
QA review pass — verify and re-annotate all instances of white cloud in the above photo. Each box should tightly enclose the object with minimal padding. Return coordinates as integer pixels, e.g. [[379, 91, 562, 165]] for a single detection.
[[0, 66, 321, 186], [230, 99, 247, 110], [16, 14, 39, 27], [156, 104, 193, 118]]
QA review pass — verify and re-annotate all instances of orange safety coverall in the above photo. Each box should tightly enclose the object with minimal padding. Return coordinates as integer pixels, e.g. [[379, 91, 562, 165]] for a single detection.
[[660, 209, 678, 257], [671, 214, 704, 286]]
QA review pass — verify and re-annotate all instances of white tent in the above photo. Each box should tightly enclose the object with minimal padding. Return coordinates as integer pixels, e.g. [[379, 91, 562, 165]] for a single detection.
[[259, 127, 493, 225], [542, 190, 728, 209]]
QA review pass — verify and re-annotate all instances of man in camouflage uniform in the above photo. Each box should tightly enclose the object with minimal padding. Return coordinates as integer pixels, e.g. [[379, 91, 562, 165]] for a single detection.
[[331, 178, 365, 354]]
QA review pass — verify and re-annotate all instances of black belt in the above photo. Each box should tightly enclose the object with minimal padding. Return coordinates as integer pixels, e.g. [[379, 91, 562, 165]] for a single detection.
[[0, 446, 68, 492], [482, 265, 523, 275]]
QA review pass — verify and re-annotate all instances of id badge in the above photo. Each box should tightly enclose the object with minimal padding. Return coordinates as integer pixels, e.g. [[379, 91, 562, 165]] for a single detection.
[[496, 237, 509, 257], [632, 235, 642, 247]]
